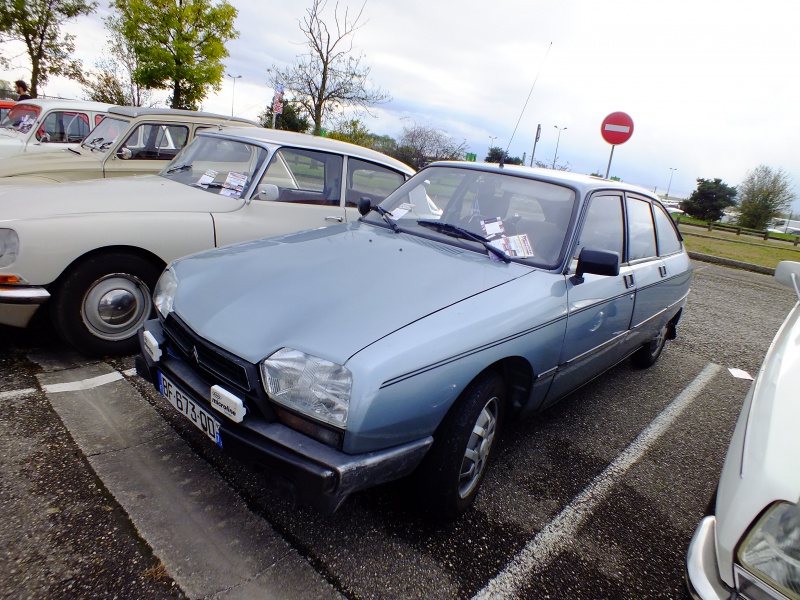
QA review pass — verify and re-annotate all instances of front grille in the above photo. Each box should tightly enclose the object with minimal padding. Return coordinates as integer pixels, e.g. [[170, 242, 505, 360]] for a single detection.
[[163, 315, 252, 392]]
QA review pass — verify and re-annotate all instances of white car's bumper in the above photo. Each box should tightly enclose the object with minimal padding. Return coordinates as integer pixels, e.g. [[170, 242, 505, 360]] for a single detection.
[[0, 285, 49, 327], [686, 515, 732, 600]]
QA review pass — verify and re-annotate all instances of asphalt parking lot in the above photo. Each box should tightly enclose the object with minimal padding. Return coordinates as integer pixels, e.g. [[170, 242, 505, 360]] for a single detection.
[[1, 261, 796, 599]]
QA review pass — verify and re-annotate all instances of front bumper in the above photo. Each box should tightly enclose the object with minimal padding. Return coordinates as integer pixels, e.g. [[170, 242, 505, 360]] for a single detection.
[[0, 285, 49, 327], [686, 516, 733, 600], [135, 319, 432, 514]]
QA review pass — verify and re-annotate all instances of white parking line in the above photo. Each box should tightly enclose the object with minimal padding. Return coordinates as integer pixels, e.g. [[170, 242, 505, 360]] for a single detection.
[[473, 362, 722, 600], [0, 388, 38, 401], [41, 371, 125, 393]]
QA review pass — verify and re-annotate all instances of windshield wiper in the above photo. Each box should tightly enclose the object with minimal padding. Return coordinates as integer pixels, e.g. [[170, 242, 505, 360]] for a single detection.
[[82, 136, 104, 151], [417, 220, 511, 263], [165, 163, 193, 174], [67, 147, 80, 155], [367, 204, 400, 232]]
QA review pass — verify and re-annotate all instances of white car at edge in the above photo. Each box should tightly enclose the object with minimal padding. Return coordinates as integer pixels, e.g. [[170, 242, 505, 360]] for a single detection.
[[686, 260, 800, 599]]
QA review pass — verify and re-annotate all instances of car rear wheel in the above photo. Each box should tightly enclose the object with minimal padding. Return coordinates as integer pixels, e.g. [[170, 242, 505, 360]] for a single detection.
[[631, 322, 668, 368], [51, 252, 163, 357], [415, 370, 505, 520]]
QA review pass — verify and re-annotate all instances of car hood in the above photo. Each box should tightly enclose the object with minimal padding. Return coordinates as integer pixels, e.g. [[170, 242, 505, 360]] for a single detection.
[[0, 175, 245, 222], [170, 223, 533, 364], [0, 147, 101, 180]]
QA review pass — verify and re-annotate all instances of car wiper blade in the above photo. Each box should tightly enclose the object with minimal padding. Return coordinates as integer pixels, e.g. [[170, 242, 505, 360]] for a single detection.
[[165, 163, 192, 174], [417, 220, 511, 262], [67, 147, 80, 155], [368, 204, 400, 232]]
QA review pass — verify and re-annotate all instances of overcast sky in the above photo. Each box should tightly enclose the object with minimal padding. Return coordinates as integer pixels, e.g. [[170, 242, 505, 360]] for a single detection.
[[3, 0, 799, 211]]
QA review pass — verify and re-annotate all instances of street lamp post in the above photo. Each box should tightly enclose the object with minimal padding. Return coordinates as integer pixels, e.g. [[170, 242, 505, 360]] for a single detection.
[[666, 167, 677, 199], [489, 135, 497, 148], [552, 126, 567, 169], [227, 73, 242, 116]]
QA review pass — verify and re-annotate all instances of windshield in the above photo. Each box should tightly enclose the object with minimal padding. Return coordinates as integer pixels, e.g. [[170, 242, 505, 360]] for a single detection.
[[81, 116, 129, 151], [363, 166, 577, 267], [159, 135, 269, 199], [0, 104, 41, 134]]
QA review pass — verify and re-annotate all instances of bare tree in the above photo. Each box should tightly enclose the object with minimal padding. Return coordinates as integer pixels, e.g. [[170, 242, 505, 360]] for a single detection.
[[82, 14, 152, 106], [397, 122, 466, 169], [269, 0, 389, 136]]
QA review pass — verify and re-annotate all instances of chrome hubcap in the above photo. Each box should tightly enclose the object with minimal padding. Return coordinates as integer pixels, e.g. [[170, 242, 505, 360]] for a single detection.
[[82, 274, 152, 341], [458, 396, 499, 499]]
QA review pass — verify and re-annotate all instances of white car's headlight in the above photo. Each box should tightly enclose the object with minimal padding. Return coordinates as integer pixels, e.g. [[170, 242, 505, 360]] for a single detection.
[[152, 267, 178, 319], [261, 348, 352, 429], [0, 229, 19, 268], [737, 502, 800, 599]]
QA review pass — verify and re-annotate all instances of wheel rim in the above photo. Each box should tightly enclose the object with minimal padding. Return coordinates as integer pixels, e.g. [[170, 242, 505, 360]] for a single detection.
[[650, 324, 668, 358], [458, 395, 500, 499], [81, 273, 152, 341]]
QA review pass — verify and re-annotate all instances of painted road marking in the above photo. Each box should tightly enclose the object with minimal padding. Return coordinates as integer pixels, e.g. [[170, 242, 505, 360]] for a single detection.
[[473, 362, 723, 600]]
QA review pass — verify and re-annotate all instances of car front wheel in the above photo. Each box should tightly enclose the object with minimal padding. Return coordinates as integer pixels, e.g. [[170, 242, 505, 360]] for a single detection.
[[416, 370, 506, 520], [631, 322, 669, 368], [51, 252, 163, 356]]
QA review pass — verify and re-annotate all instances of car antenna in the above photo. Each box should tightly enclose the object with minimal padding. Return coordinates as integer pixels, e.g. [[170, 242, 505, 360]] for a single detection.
[[504, 41, 552, 165]]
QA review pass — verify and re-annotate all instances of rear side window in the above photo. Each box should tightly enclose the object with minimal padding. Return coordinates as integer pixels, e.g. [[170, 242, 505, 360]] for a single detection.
[[345, 158, 406, 206], [574, 194, 624, 260], [626, 197, 657, 261], [653, 203, 682, 255]]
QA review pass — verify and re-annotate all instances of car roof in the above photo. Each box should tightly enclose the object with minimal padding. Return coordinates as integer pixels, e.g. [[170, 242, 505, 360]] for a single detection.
[[200, 127, 416, 175], [13, 98, 113, 112], [107, 105, 259, 127], [424, 161, 661, 200]]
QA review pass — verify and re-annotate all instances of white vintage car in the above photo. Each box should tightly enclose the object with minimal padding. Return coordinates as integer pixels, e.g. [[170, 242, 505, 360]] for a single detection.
[[686, 260, 800, 599], [0, 106, 258, 184], [0, 98, 112, 158], [0, 127, 414, 356]]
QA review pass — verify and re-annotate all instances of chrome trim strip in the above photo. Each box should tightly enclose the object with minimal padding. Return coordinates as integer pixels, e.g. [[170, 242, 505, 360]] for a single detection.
[[0, 285, 50, 305]]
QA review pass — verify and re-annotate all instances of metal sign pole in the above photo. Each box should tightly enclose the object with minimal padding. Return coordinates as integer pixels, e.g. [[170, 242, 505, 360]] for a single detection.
[[605, 145, 616, 179]]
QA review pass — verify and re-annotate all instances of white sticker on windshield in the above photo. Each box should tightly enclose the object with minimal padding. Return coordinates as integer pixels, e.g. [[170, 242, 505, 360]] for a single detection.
[[481, 217, 505, 240], [220, 172, 247, 198], [489, 234, 535, 260], [196, 169, 217, 189], [389, 202, 414, 220]]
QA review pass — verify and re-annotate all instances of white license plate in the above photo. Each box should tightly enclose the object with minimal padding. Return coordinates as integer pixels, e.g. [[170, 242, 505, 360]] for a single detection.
[[158, 371, 222, 447]]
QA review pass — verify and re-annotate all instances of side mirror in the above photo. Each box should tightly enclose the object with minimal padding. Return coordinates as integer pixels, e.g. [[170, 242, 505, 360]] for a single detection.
[[775, 261, 800, 297], [36, 131, 50, 143], [117, 147, 132, 160], [573, 248, 620, 284], [255, 184, 279, 201], [357, 197, 372, 216]]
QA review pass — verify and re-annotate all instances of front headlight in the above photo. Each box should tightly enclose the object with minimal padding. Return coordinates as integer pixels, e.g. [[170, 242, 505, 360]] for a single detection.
[[261, 348, 352, 428], [0, 229, 19, 268], [737, 502, 800, 599], [152, 267, 178, 319]]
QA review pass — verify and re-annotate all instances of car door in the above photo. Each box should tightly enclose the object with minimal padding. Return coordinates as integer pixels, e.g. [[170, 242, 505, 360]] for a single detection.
[[104, 122, 191, 177], [543, 192, 635, 407], [623, 194, 668, 350], [213, 146, 347, 247], [26, 110, 91, 152]]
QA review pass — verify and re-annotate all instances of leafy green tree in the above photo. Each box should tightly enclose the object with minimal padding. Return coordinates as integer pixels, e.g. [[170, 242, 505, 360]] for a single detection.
[[268, 0, 389, 136], [111, 0, 238, 109], [681, 178, 738, 222], [327, 118, 371, 146], [366, 133, 397, 157], [258, 99, 310, 132], [485, 146, 523, 165], [0, 0, 97, 96], [737, 165, 796, 230]]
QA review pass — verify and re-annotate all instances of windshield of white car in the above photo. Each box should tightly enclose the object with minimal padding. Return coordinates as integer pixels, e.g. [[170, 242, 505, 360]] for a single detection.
[[81, 117, 129, 151], [0, 105, 41, 133], [159, 136, 269, 199], [362, 166, 577, 268]]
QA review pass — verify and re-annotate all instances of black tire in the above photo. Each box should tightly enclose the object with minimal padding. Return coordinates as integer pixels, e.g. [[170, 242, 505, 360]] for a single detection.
[[51, 252, 163, 357], [631, 322, 668, 369], [415, 370, 506, 520]]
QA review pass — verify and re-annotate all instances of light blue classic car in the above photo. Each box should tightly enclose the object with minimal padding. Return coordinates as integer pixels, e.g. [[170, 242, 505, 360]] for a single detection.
[[136, 162, 692, 518]]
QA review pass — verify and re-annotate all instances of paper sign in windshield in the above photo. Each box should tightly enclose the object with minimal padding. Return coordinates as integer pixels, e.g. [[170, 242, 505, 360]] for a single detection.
[[481, 217, 505, 240], [220, 172, 247, 198], [389, 203, 414, 220], [195, 169, 217, 189], [489, 234, 535, 259]]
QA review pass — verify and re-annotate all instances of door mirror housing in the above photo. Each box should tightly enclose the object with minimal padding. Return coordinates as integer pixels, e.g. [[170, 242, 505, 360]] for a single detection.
[[357, 197, 373, 216], [573, 248, 620, 284], [255, 184, 279, 202]]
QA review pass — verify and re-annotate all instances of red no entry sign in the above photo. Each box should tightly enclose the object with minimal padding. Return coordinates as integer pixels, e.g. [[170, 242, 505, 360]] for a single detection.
[[601, 112, 634, 145]]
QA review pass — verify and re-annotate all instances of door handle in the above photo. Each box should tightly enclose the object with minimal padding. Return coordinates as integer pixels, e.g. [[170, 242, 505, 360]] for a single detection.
[[659, 265, 668, 277], [624, 273, 635, 288], [325, 216, 344, 222]]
